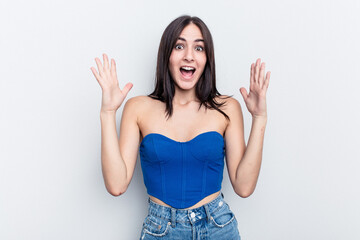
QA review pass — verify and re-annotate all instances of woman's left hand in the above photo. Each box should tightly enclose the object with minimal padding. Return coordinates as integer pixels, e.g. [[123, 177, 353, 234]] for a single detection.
[[240, 58, 271, 118]]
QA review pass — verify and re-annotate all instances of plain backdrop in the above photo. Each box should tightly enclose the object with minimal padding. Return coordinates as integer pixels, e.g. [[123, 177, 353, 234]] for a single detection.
[[1, 0, 359, 239]]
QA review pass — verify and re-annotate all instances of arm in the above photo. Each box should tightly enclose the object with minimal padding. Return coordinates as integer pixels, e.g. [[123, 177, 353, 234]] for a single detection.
[[100, 98, 140, 196], [224, 58, 270, 198], [237, 116, 267, 197], [100, 110, 127, 196], [91, 53, 137, 196], [226, 109, 267, 197]]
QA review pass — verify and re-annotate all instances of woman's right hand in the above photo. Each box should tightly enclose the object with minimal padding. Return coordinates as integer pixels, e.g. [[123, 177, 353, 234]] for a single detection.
[[90, 53, 133, 113]]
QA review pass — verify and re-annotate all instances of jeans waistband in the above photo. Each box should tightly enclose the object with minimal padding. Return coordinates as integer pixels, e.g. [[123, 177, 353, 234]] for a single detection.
[[147, 192, 225, 228]]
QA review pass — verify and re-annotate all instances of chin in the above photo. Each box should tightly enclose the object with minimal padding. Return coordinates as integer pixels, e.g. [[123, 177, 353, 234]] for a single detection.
[[174, 76, 199, 91], [175, 82, 196, 91]]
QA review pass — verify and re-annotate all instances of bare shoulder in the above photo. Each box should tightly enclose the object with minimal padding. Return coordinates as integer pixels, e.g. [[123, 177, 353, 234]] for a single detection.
[[124, 95, 152, 106], [122, 95, 162, 121], [215, 95, 243, 116], [123, 95, 155, 111], [215, 95, 245, 138]]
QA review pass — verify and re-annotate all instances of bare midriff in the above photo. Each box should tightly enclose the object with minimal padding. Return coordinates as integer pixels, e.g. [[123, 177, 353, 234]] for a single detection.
[[149, 191, 221, 209]]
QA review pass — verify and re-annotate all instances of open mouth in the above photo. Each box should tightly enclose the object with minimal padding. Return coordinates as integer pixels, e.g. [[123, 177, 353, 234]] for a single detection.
[[180, 66, 196, 79]]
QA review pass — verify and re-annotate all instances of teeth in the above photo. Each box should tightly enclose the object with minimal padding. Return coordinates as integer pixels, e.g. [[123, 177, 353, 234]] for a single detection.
[[181, 66, 195, 71]]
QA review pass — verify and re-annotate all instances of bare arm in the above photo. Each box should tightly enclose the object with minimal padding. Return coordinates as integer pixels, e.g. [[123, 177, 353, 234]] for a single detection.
[[99, 98, 141, 196], [91, 53, 137, 196], [100, 110, 127, 196], [224, 58, 270, 197], [227, 111, 267, 197]]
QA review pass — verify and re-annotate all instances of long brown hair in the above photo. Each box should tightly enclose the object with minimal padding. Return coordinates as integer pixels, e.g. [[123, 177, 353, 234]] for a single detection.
[[149, 15, 231, 120]]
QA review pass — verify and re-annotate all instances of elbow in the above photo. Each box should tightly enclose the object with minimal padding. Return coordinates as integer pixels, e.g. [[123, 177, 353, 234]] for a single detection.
[[235, 187, 254, 198], [237, 191, 252, 198], [107, 185, 128, 197], [109, 190, 125, 197]]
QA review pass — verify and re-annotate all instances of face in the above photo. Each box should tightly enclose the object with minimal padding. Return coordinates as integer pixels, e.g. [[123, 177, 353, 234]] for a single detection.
[[169, 23, 207, 91]]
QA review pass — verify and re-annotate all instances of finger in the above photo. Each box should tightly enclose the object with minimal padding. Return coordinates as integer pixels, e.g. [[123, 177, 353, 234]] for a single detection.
[[239, 87, 248, 101], [90, 67, 102, 85], [122, 82, 133, 96], [263, 71, 271, 90], [250, 63, 255, 92], [255, 58, 261, 84], [259, 62, 265, 88], [95, 57, 104, 75], [250, 63, 255, 84], [103, 53, 109, 70], [110, 58, 117, 78]]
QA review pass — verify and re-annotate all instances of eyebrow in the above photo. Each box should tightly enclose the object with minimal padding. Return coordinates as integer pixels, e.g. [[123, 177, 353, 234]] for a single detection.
[[177, 37, 204, 42]]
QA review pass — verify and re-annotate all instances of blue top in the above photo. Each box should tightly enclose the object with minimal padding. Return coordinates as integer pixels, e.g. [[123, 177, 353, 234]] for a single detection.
[[139, 131, 225, 209]]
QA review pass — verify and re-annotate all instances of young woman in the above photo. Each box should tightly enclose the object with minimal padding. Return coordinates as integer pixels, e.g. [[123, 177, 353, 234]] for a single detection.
[[91, 15, 270, 240]]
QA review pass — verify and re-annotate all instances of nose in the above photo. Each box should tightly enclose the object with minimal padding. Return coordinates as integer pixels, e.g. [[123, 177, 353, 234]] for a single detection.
[[184, 48, 194, 62]]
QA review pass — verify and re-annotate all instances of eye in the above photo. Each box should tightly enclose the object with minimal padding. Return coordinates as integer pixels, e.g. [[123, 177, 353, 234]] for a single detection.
[[175, 44, 184, 50], [195, 46, 204, 51]]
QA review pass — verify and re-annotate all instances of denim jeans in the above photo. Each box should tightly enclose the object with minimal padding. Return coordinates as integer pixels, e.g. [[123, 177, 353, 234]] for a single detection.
[[139, 192, 241, 240]]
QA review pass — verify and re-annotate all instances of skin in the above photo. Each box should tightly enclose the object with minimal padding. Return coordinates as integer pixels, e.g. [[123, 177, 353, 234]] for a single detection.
[[90, 23, 271, 210], [168, 23, 207, 102]]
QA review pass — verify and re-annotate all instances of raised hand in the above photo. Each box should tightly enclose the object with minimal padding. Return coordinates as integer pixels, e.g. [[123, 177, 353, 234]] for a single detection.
[[90, 53, 133, 112], [239, 58, 271, 118]]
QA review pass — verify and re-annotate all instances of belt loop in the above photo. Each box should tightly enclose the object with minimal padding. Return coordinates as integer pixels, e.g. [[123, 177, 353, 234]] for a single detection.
[[171, 208, 176, 228], [203, 204, 211, 223]]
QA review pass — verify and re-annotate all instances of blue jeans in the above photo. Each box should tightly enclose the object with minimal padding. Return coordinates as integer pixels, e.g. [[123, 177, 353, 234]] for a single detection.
[[139, 192, 241, 240]]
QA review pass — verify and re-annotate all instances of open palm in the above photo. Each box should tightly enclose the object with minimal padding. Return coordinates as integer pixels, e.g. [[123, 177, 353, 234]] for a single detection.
[[240, 58, 271, 118], [90, 53, 133, 112]]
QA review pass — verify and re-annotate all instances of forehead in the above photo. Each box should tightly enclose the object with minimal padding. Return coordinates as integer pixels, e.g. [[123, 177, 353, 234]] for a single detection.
[[178, 23, 203, 41]]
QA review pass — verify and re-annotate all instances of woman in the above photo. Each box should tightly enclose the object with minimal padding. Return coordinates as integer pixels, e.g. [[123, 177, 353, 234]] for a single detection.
[[91, 15, 270, 240]]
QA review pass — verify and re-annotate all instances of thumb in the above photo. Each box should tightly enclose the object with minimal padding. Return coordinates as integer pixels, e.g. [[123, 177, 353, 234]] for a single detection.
[[122, 82, 133, 96], [239, 87, 248, 101]]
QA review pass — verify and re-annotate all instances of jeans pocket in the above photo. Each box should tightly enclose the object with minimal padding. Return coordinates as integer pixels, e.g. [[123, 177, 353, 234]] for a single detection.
[[210, 203, 236, 228], [142, 215, 171, 237]]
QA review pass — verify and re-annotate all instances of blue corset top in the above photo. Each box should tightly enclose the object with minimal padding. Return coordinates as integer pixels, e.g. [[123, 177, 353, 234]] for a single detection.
[[139, 131, 225, 209]]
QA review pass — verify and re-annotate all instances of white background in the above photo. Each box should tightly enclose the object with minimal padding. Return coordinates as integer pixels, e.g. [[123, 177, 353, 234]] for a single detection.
[[1, 0, 359, 239]]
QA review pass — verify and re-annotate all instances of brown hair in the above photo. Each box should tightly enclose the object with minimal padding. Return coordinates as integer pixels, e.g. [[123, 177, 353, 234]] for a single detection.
[[149, 15, 231, 120]]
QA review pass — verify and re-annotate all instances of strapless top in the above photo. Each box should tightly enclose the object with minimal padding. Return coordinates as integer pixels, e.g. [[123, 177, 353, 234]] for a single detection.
[[139, 131, 225, 209]]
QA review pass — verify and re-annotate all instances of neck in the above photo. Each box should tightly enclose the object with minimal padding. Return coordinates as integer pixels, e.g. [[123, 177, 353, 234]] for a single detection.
[[173, 88, 198, 105]]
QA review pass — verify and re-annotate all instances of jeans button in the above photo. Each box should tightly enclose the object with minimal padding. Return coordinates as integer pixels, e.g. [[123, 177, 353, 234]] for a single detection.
[[219, 201, 223, 207], [190, 212, 196, 218]]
